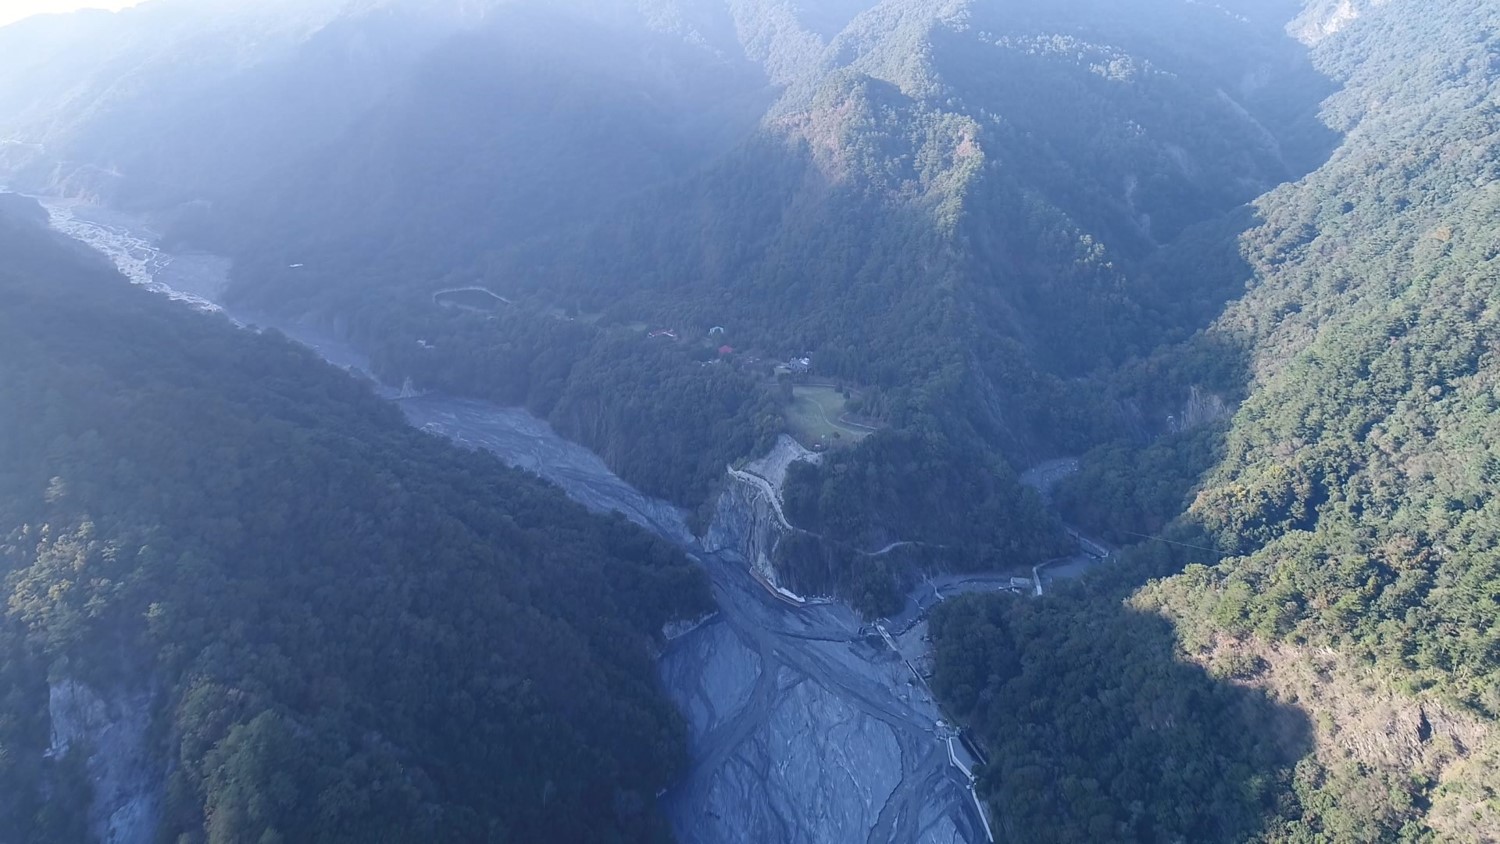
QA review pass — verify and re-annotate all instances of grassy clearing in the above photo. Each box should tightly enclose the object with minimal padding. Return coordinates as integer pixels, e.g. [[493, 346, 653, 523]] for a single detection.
[[787, 385, 873, 449]]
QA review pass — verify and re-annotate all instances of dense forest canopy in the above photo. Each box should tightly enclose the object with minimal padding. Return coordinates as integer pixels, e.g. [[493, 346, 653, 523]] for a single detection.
[[0, 0, 1335, 567], [0, 196, 710, 843], [3, 0, 1500, 841], [931, 0, 1500, 841], [87, 0, 1337, 610]]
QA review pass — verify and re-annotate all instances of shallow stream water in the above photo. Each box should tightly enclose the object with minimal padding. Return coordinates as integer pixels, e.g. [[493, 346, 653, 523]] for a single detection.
[[45, 200, 990, 843]]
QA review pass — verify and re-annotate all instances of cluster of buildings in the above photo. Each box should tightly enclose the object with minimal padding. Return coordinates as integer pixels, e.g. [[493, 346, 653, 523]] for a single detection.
[[646, 324, 815, 377]]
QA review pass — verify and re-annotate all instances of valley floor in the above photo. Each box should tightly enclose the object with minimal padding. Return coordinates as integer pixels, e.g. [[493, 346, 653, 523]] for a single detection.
[[44, 201, 995, 844]]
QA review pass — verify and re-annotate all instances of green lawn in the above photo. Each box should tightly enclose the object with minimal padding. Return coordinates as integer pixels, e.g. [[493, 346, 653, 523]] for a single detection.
[[787, 386, 874, 448]]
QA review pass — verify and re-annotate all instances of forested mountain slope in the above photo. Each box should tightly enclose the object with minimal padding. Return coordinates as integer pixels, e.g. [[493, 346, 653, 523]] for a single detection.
[[0, 0, 1337, 608], [1154, 0, 1500, 705], [0, 0, 416, 208], [0, 194, 710, 843], [7, 0, 1500, 841], [933, 1, 1500, 840], [226, 0, 1327, 447]]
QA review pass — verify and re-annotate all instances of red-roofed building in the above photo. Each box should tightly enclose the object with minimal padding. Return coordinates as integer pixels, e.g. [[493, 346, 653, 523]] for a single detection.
[[718, 345, 735, 356]]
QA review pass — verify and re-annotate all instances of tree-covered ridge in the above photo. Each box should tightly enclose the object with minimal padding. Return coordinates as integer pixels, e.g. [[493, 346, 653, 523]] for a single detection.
[[14, 3, 1496, 837], [1154, 0, 1500, 713], [0, 0, 1332, 553], [0, 197, 711, 843], [777, 429, 1067, 614], [6, 1, 1499, 841], [929, 588, 1311, 843], [159, 0, 1333, 614], [933, 0, 1500, 840], [348, 302, 783, 507]]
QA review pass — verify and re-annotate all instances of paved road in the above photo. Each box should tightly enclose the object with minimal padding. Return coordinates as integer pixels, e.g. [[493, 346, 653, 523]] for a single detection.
[[389, 397, 989, 842], [727, 466, 797, 533], [54, 205, 993, 844], [1020, 459, 1114, 595]]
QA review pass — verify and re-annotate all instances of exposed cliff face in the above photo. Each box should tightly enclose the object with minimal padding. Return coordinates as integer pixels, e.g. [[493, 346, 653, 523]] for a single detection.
[[368, 386, 985, 842], [47, 679, 162, 844], [703, 435, 820, 591], [1186, 636, 1500, 841], [671, 441, 983, 843], [1289, 0, 1376, 45], [46, 198, 988, 844], [704, 476, 790, 586]]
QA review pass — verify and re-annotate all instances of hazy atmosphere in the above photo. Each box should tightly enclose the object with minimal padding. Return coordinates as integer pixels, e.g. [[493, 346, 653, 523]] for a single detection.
[[0, 0, 142, 27], [0, 1, 1496, 842]]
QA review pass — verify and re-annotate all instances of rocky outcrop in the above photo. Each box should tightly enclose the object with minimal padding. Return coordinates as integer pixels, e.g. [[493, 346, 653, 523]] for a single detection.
[[47, 679, 162, 844], [49, 204, 988, 844], [703, 436, 819, 590], [704, 474, 790, 587], [747, 435, 821, 491], [1186, 636, 1500, 841], [1171, 385, 1232, 433], [1289, 0, 1379, 45]]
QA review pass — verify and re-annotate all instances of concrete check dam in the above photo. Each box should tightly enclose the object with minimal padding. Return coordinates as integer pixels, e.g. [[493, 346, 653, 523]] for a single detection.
[[47, 199, 992, 844]]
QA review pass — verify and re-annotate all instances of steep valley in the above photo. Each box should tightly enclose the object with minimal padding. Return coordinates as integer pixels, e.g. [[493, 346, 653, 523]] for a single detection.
[[2, 0, 1498, 841], [39, 200, 994, 843]]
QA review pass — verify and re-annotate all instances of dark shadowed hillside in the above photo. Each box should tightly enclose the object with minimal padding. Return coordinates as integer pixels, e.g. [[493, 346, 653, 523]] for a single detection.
[[0, 0, 1341, 610], [0, 196, 709, 843], [4, 0, 1499, 840], [938, 1, 1500, 839]]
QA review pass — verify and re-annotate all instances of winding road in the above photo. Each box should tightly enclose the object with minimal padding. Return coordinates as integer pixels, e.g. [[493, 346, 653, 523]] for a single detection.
[[727, 466, 797, 533], [726, 467, 944, 560], [49, 200, 994, 844], [1020, 459, 1114, 595]]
